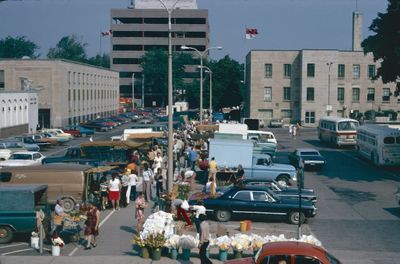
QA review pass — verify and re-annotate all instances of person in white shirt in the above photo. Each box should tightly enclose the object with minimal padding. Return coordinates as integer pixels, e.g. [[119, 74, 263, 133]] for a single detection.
[[190, 200, 206, 233], [127, 169, 138, 201], [205, 177, 217, 196], [142, 163, 154, 202], [120, 172, 130, 207], [108, 173, 121, 210], [153, 151, 163, 173]]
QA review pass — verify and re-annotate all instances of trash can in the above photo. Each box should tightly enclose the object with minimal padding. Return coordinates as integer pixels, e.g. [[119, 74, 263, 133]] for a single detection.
[[245, 220, 252, 231], [240, 221, 247, 232]]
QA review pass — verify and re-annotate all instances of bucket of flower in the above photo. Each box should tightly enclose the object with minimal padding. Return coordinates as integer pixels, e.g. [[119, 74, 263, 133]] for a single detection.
[[231, 233, 251, 259], [132, 235, 149, 259], [250, 234, 265, 256], [51, 234, 65, 256], [165, 234, 180, 259], [146, 232, 166, 261], [215, 235, 231, 261], [178, 234, 198, 261]]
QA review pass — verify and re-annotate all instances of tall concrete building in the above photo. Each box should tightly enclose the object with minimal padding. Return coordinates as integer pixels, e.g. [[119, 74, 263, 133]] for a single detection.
[[245, 12, 399, 127], [0, 59, 119, 128], [110, 0, 209, 106]]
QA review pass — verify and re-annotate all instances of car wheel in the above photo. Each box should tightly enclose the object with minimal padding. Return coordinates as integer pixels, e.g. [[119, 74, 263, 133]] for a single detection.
[[61, 197, 75, 213], [288, 211, 305, 225], [215, 210, 231, 222], [276, 175, 290, 186], [0, 226, 14, 244]]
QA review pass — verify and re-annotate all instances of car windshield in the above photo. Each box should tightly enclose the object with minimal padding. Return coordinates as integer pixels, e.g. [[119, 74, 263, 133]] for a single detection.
[[10, 154, 32, 160], [338, 121, 358, 131], [300, 151, 319, 156]]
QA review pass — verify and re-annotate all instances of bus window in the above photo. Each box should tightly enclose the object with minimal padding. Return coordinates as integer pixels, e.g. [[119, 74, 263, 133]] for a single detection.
[[338, 121, 358, 131], [384, 137, 395, 144]]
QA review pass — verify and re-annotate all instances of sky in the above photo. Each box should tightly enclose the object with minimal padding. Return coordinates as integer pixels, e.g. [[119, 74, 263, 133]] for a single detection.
[[0, 0, 389, 63]]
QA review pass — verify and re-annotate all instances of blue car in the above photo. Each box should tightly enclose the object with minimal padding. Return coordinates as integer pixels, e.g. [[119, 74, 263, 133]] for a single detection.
[[64, 126, 95, 137]]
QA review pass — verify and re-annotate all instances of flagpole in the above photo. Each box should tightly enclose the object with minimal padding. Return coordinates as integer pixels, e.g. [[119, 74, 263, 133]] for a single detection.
[[99, 31, 102, 55]]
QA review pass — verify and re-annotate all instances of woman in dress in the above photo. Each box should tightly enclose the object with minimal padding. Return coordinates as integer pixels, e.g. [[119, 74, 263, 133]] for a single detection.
[[134, 192, 146, 232], [84, 203, 100, 250]]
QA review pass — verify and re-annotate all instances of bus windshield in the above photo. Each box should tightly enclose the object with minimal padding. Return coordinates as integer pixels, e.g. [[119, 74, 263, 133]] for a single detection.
[[338, 121, 358, 131]]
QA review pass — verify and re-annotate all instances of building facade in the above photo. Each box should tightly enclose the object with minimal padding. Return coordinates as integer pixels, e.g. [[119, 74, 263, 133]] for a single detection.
[[0, 59, 119, 128], [0, 92, 38, 137], [245, 12, 399, 127], [110, 0, 209, 105]]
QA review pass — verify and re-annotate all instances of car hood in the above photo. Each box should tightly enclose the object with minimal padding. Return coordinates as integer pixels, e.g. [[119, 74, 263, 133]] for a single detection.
[[269, 163, 296, 172], [301, 155, 325, 161], [279, 187, 315, 196], [0, 160, 36, 166], [224, 257, 255, 264]]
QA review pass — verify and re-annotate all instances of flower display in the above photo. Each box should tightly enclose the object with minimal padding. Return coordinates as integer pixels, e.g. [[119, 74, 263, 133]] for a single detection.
[[215, 235, 231, 251], [250, 234, 264, 250], [140, 211, 175, 240], [164, 234, 180, 249], [146, 232, 166, 249], [230, 233, 251, 251], [132, 235, 146, 248], [51, 235, 65, 247], [178, 235, 198, 249], [263, 234, 322, 247], [31, 232, 38, 237]]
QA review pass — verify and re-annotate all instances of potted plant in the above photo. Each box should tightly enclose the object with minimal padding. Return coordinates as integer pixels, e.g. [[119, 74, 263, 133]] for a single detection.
[[250, 234, 264, 256], [178, 235, 198, 260], [50, 234, 65, 256], [164, 234, 180, 259], [132, 235, 149, 259], [146, 232, 166, 261], [215, 235, 231, 261]]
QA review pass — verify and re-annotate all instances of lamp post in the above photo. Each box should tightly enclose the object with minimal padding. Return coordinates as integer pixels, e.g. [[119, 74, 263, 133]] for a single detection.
[[131, 73, 135, 111], [198, 65, 213, 122], [158, 0, 181, 192], [181, 45, 222, 123], [326, 62, 333, 116]]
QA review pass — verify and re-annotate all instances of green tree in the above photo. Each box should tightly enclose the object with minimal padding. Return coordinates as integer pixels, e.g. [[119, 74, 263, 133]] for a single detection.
[[87, 53, 110, 68], [0, 36, 39, 58], [361, 0, 400, 95], [47, 34, 87, 63], [141, 49, 191, 106]]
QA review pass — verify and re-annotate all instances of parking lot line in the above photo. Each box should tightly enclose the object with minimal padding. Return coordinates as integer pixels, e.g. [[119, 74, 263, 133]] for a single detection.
[[0, 243, 28, 249], [1, 248, 34, 256]]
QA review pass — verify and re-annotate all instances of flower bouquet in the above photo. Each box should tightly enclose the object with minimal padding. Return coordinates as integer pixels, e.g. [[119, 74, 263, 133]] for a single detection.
[[146, 232, 166, 261], [51, 235, 65, 248], [231, 233, 251, 252], [165, 234, 180, 259], [140, 211, 175, 240], [250, 234, 264, 255], [178, 235, 198, 260], [132, 235, 147, 248], [215, 235, 231, 261]]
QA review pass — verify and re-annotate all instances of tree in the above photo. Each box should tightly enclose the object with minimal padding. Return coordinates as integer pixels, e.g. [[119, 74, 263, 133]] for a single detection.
[[87, 53, 110, 68], [0, 36, 39, 58], [361, 0, 400, 95], [47, 34, 87, 63]]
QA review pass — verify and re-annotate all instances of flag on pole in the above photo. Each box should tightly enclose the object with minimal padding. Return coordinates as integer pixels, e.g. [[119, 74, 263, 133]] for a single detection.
[[101, 30, 113, 37], [245, 28, 258, 39]]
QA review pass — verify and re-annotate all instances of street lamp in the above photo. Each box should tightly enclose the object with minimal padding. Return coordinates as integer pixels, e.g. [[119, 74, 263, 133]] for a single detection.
[[181, 45, 222, 123], [326, 62, 333, 116], [198, 65, 213, 122], [157, 0, 181, 192], [131, 73, 135, 111]]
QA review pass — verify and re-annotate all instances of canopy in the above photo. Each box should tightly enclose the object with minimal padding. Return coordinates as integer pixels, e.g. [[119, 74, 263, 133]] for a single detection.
[[127, 132, 165, 139]]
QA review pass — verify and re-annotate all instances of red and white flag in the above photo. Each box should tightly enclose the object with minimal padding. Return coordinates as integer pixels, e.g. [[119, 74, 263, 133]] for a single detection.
[[245, 28, 258, 39], [101, 30, 113, 37]]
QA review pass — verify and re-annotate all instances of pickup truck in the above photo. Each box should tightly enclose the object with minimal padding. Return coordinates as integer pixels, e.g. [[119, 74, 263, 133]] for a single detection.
[[41, 147, 102, 165]]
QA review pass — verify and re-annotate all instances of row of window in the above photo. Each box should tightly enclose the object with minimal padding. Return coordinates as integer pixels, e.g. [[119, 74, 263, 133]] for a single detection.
[[68, 89, 118, 101], [264, 63, 377, 79], [263, 87, 394, 103], [112, 17, 206, 25], [67, 71, 118, 87], [112, 45, 206, 53], [112, 31, 206, 38]]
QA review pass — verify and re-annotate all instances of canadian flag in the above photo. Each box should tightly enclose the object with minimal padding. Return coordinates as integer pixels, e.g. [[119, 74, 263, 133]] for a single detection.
[[245, 28, 258, 39], [101, 30, 113, 37]]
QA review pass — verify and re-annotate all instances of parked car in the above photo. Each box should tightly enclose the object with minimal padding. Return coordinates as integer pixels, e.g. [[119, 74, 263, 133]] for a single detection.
[[30, 133, 58, 146], [137, 117, 154, 124], [0, 151, 45, 167], [288, 148, 326, 171], [225, 241, 342, 264], [81, 121, 109, 132], [42, 132, 70, 144], [189, 186, 317, 224], [7, 138, 40, 152], [63, 125, 95, 137], [41, 129, 73, 140], [269, 119, 284, 128], [0, 141, 27, 160]]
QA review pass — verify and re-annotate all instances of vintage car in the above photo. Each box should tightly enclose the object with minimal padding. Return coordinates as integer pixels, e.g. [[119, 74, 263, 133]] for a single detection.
[[0, 151, 45, 167], [189, 186, 317, 224], [225, 241, 342, 264], [63, 125, 95, 137], [288, 148, 327, 170]]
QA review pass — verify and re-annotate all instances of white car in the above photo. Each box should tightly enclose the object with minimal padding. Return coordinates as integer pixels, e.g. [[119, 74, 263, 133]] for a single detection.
[[41, 129, 73, 140], [0, 151, 45, 167]]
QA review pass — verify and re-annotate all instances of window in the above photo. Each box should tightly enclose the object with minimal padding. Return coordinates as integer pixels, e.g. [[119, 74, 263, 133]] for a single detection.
[[264, 64, 272, 78], [252, 191, 267, 201], [368, 64, 376, 79], [337, 87, 345, 101], [367, 88, 375, 102], [295, 255, 322, 264], [281, 109, 292, 118], [306, 87, 314, 101], [382, 88, 390, 102], [338, 64, 345, 79], [264, 87, 272, 102], [283, 87, 291, 101], [352, 87, 360, 102], [283, 64, 291, 78], [352, 64, 360, 79], [305, 111, 315, 124], [233, 191, 251, 201], [259, 255, 292, 264], [258, 109, 273, 119], [307, 63, 315, 77]]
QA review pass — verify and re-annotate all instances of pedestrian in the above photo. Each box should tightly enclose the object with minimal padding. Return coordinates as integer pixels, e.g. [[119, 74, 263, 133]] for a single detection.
[[289, 124, 293, 135], [142, 163, 154, 202], [199, 214, 212, 264], [292, 124, 297, 137], [135, 192, 147, 232], [206, 177, 217, 196], [52, 200, 64, 235], [120, 171, 129, 207], [155, 167, 164, 198], [190, 200, 206, 234], [208, 157, 218, 182], [234, 164, 245, 186], [108, 172, 121, 211], [296, 122, 301, 136], [99, 176, 109, 210], [189, 147, 198, 170], [128, 169, 138, 201], [84, 203, 100, 250], [172, 198, 192, 226], [184, 168, 196, 191], [153, 151, 163, 173]]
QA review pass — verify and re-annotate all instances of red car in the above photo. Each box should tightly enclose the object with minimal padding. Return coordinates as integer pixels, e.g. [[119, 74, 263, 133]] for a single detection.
[[225, 241, 342, 264]]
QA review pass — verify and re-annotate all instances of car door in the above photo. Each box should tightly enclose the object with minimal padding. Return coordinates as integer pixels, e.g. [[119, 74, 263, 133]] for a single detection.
[[231, 190, 253, 216], [251, 191, 286, 217], [252, 157, 274, 179]]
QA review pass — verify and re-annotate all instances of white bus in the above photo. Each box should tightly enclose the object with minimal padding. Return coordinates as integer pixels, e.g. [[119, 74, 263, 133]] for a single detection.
[[356, 125, 400, 166], [318, 117, 359, 147]]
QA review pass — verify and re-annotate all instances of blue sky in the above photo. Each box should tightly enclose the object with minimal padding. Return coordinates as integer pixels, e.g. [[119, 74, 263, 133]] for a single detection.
[[0, 0, 388, 62]]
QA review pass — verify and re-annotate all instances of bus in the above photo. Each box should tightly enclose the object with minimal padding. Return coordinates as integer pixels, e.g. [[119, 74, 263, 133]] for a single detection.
[[318, 117, 359, 147], [356, 125, 400, 166]]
